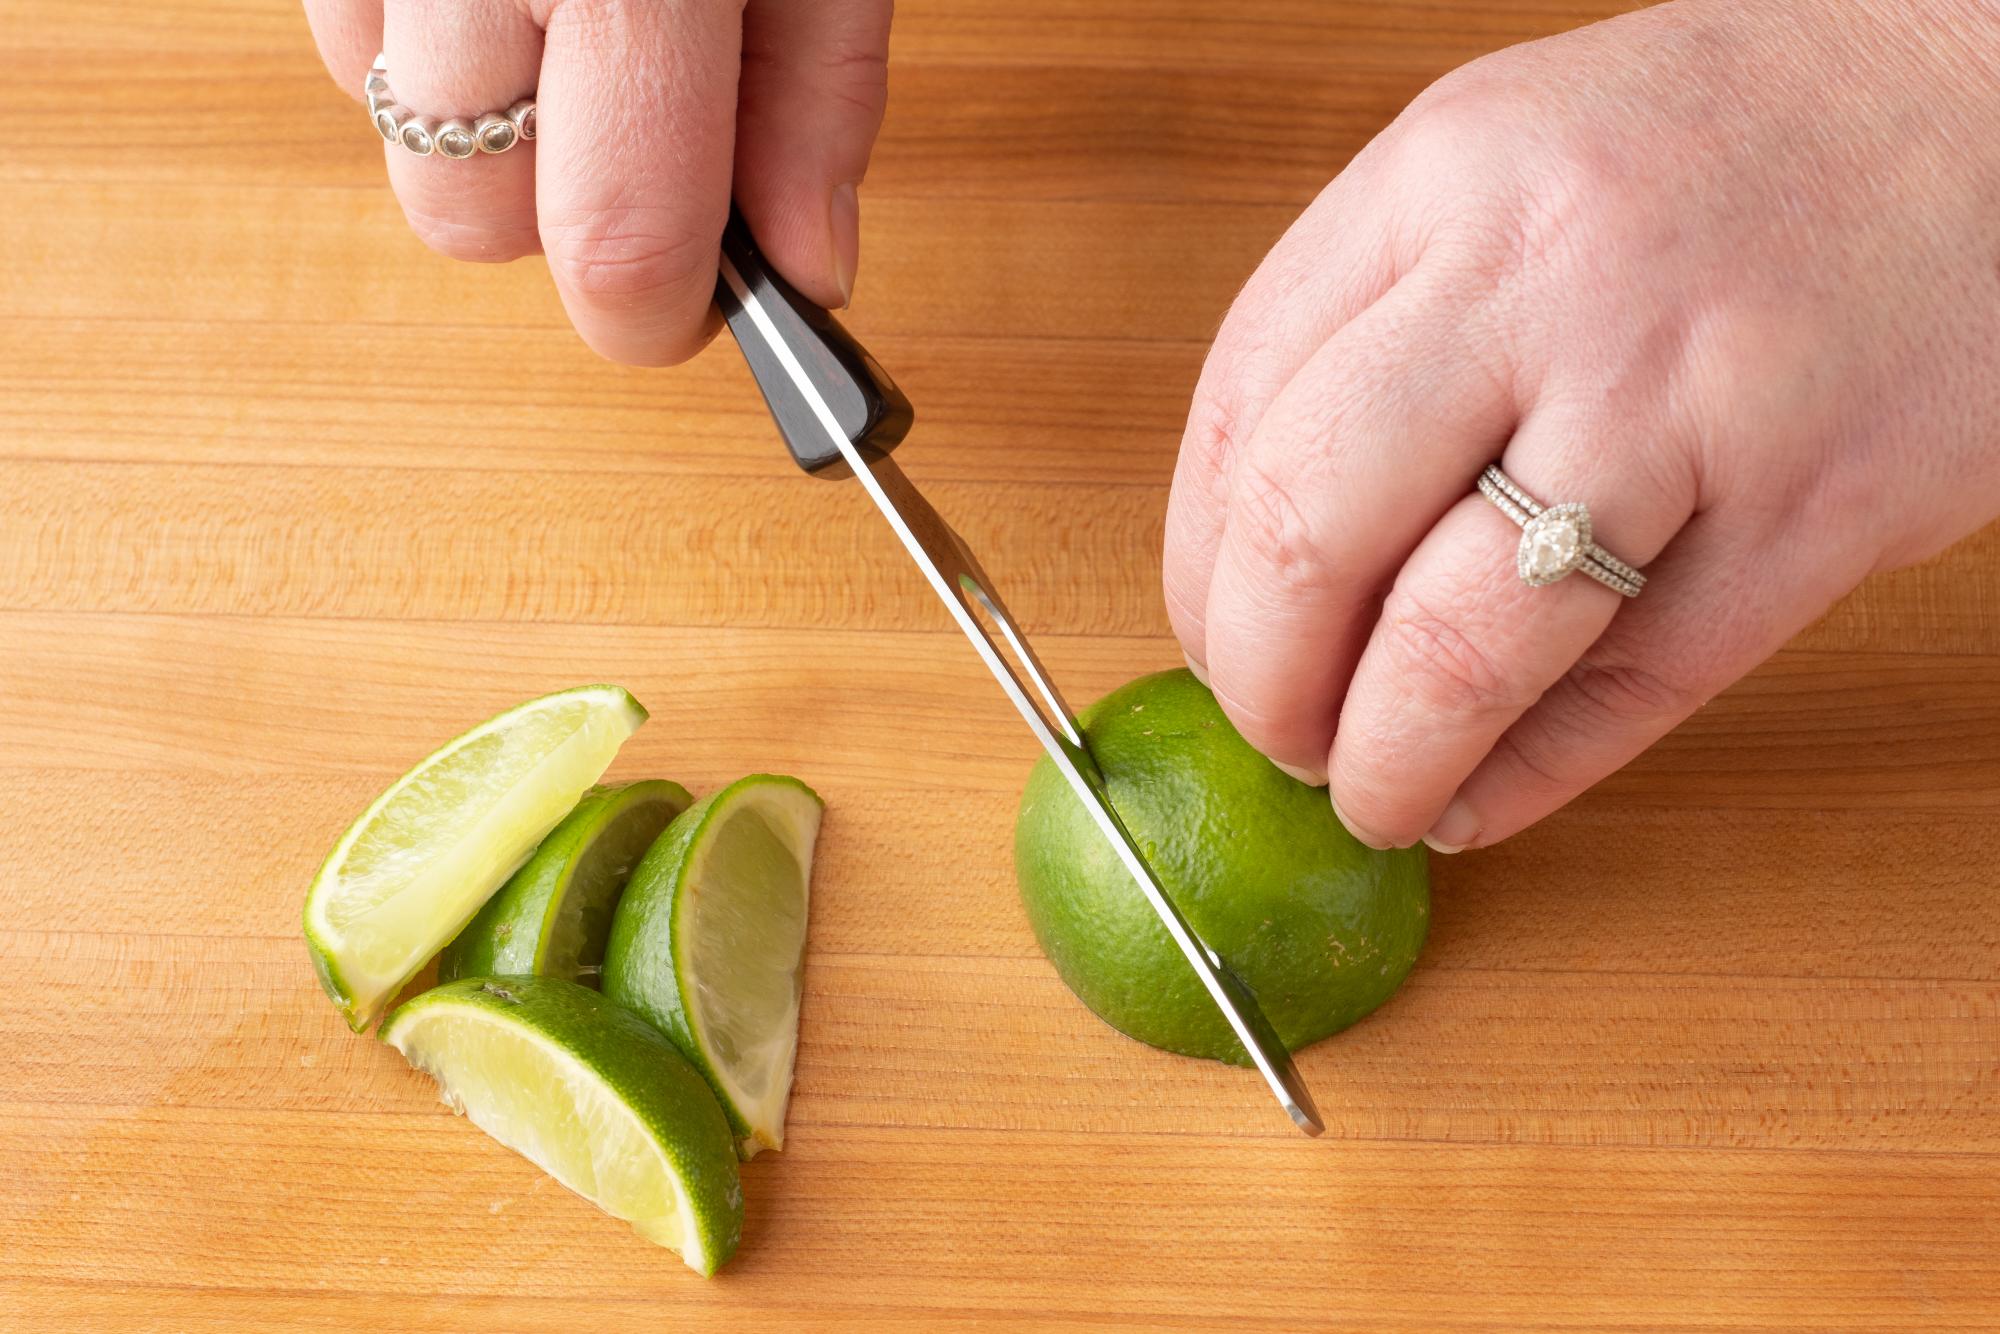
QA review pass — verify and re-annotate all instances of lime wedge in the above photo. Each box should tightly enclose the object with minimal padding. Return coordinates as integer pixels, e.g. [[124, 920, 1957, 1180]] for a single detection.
[[438, 780, 691, 988], [603, 774, 822, 1158], [304, 685, 647, 1031], [381, 975, 742, 1273]]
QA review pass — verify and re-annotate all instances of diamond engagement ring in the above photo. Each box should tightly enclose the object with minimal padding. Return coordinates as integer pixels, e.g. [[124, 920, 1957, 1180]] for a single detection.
[[366, 55, 536, 159], [1475, 465, 1646, 597]]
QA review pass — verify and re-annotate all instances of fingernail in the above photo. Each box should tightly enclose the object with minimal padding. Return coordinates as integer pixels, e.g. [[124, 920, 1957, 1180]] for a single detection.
[[1272, 759, 1328, 787], [1423, 799, 1479, 855], [1328, 791, 1393, 851], [1182, 652, 1210, 687], [830, 181, 860, 308]]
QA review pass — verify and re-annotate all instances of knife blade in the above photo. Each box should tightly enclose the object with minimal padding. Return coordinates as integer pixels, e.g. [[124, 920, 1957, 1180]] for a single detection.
[[712, 211, 1322, 1136]]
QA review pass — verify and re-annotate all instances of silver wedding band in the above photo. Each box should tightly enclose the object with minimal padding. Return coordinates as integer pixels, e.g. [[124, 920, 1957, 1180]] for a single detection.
[[1476, 465, 1646, 597], [366, 55, 536, 158]]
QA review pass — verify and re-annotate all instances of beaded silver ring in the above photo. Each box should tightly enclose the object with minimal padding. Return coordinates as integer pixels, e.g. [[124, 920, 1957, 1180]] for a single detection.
[[367, 54, 535, 158]]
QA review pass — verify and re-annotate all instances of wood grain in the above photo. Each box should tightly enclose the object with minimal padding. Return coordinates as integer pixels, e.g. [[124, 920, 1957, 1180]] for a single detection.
[[3, 0, 1997, 1329]]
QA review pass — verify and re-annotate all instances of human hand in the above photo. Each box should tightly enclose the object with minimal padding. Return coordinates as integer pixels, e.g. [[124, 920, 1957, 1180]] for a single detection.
[[304, 0, 891, 364], [1164, 0, 2000, 852]]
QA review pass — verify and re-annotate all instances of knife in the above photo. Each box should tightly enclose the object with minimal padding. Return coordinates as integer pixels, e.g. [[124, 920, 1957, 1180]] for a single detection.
[[712, 211, 1323, 1137]]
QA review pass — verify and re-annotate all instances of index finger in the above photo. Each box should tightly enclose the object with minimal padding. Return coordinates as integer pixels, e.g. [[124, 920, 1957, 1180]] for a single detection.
[[1163, 152, 1410, 675], [534, 0, 742, 367], [1199, 266, 1515, 784]]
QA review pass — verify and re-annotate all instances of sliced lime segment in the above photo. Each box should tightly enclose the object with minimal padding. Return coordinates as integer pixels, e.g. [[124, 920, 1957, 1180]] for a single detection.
[[303, 685, 647, 1031], [439, 779, 691, 987], [381, 975, 742, 1273], [603, 774, 821, 1158]]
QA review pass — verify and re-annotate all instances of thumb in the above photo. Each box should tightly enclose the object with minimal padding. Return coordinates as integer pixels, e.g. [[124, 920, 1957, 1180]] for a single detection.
[[734, 0, 893, 310]]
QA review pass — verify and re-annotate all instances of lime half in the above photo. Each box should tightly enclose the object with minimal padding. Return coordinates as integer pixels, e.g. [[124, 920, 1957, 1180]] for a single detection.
[[304, 685, 647, 1031], [603, 774, 822, 1158], [439, 779, 691, 987], [1015, 668, 1427, 1063], [381, 975, 742, 1273]]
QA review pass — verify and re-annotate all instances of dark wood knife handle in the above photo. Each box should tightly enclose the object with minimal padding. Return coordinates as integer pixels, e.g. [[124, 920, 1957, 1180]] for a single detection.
[[715, 207, 913, 478]]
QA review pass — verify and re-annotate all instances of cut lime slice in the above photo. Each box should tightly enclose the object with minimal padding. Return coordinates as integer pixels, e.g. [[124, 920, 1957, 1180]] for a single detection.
[[438, 779, 691, 988], [603, 774, 821, 1159], [304, 685, 647, 1031], [381, 975, 742, 1273]]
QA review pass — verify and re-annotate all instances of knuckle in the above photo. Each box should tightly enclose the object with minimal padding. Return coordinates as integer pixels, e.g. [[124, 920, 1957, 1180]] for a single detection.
[[820, 80, 888, 124], [542, 211, 712, 306], [1376, 589, 1525, 720], [1387, 63, 1618, 294], [1388, 62, 1514, 174], [1396, 74, 1483, 147], [1564, 654, 1704, 726], [809, 45, 891, 120], [744, 44, 888, 123], [1482, 652, 1712, 804], [1186, 295, 1298, 473], [1181, 384, 1241, 483], [1225, 458, 1335, 597], [1494, 143, 1618, 281], [401, 204, 537, 264], [1484, 722, 1571, 795]]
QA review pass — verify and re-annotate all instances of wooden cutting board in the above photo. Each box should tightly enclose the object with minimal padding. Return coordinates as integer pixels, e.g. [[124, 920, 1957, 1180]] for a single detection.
[[5, 1, 1997, 1328]]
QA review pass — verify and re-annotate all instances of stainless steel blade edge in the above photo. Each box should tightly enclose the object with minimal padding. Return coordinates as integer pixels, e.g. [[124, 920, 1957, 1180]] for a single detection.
[[716, 255, 1323, 1136]]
